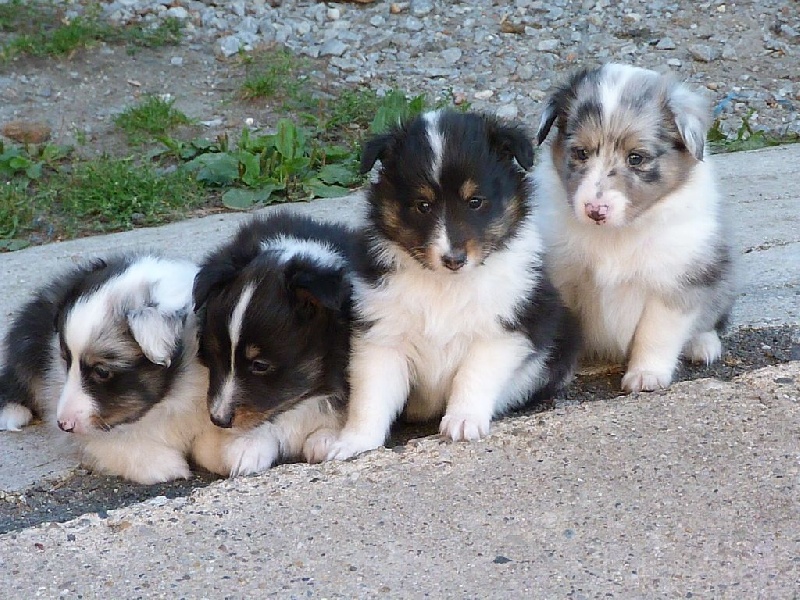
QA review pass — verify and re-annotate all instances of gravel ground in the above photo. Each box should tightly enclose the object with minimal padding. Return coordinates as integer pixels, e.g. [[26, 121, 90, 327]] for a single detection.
[[0, 0, 798, 157], [1, 323, 797, 535]]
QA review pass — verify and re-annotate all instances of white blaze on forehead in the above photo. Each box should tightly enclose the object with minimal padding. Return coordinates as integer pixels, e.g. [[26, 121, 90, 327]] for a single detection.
[[228, 282, 256, 373], [423, 110, 445, 183], [63, 288, 114, 360], [598, 63, 646, 123]]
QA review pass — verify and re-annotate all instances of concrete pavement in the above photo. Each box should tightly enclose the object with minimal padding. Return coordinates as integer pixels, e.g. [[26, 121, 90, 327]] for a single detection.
[[0, 144, 799, 597]]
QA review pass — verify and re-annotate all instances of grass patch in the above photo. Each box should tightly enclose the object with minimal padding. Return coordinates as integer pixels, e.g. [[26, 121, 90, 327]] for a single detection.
[[709, 111, 800, 153], [0, 3, 183, 61], [0, 148, 207, 250], [240, 48, 308, 100], [114, 96, 193, 144], [53, 158, 206, 233]]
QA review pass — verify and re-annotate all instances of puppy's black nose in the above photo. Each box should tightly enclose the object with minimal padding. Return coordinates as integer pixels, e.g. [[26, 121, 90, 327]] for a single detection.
[[442, 251, 467, 271], [210, 412, 233, 428], [57, 420, 75, 433]]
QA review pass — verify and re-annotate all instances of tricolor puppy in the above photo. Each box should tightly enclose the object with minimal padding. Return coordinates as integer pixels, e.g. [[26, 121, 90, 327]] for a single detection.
[[535, 63, 736, 392], [323, 110, 581, 461], [191, 213, 356, 476], [0, 255, 222, 484]]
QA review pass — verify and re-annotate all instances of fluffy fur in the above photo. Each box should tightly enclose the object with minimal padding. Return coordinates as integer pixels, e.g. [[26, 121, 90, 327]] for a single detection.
[[322, 110, 581, 460], [0, 255, 225, 484], [534, 63, 736, 392], [191, 213, 357, 476]]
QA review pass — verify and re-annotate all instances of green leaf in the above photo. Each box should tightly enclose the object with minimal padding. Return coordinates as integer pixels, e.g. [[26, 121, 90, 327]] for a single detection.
[[317, 163, 358, 186], [304, 179, 350, 198], [8, 156, 32, 170], [184, 153, 240, 185], [0, 239, 31, 252], [237, 150, 261, 186], [221, 185, 282, 210], [322, 145, 353, 160], [40, 144, 72, 162], [25, 162, 42, 180], [274, 119, 298, 160]]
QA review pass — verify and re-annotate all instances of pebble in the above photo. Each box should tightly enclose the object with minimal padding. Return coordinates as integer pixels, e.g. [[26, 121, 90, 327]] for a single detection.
[[688, 44, 719, 63], [320, 39, 348, 57], [537, 39, 560, 52], [170, 56, 184, 66], [656, 37, 677, 50]]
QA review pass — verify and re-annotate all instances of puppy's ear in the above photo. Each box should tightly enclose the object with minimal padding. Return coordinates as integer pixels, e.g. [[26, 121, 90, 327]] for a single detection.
[[667, 83, 710, 161], [127, 305, 187, 367], [488, 119, 535, 170], [536, 100, 559, 146], [284, 259, 351, 320], [193, 261, 237, 312], [360, 133, 394, 174]]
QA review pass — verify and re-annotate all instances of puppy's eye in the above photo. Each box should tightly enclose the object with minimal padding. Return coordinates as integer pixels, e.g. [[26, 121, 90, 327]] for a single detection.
[[467, 196, 485, 210], [250, 359, 274, 375], [415, 200, 432, 214], [627, 152, 644, 166], [91, 365, 113, 382], [572, 147, 589, 161]]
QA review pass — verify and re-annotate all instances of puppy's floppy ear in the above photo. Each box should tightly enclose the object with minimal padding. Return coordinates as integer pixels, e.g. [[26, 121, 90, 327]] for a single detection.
[[193, 261, 237, 312], [536, 100, 559, 146], [487, 119, 535, 170], [360, 133, 394, 174], [126, 305, 187, 367], [667, 83, 711, 161], [284, 258, 351, 319]]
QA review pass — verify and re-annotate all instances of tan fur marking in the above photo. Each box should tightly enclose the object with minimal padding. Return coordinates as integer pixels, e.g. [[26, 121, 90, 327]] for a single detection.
[[245, 344, 260, 361], [459, 179, 479, 200]]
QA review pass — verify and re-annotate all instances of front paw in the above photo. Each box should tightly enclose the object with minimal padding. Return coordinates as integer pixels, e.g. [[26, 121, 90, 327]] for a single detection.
[[0, 403, 33, 432], [125, 453, 191, 485], [224, 434, 280, 477], [621, 368, 672, 393], [325, 431, 383, 461], [303, 428, 339, 464], [686, 331, 722, 365], [439, 413, 491, 441]]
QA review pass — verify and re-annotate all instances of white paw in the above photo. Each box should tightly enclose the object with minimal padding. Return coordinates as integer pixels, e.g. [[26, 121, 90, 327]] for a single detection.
[[303, 428, 339, 464], [325, 431, 383, 461], [686, 331, 722, 365], [125, 453, 191, 485], [224, 433, 280, 477], [439, 413, 491, 441], [0, 403, 33, 431], [621, 368, 672, 393]]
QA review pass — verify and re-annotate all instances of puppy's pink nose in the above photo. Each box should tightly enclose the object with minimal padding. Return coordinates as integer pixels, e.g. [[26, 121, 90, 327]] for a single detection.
[[584, 203, 609, 223], [58, 419, 76, 433]]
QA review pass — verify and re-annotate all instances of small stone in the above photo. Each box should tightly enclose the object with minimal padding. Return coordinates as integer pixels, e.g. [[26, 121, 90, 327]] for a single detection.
[[170, 56, 184, 66], [369, 15, 385, 27], [667, 58, 682, 67], [721, 45, 737, 60], [327, 7, 340, 20], [496, 103, 518, 119], [320, 39, 348, 57], [441, 47, 462, 64], [620, 43, 637, 54], [2, 120, 51, 144], [403, 16, 424, 31], [688, 44, 719, 63], [537, 39, 560, 52], [656, 37, 677, 50], [219, 35, 242, 57], [390, 2, 408, 15], [165, 6, 188, 19], [474, 90, 494, 100], [410, 0, 433, 17]]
